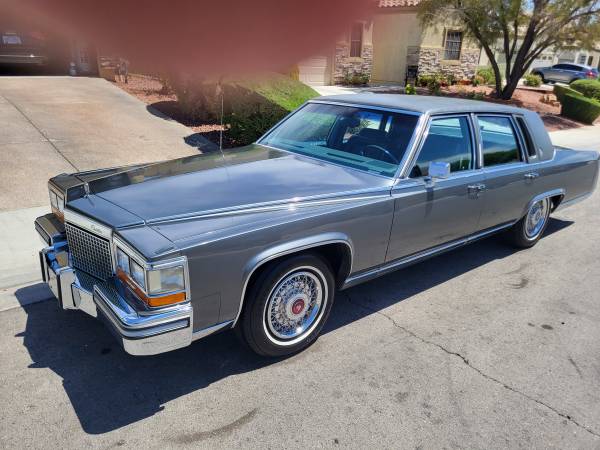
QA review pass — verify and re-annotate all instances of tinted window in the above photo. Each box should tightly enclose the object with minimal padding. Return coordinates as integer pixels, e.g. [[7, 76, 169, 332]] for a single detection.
[[554, 64, 569, 70], [410, 116, 473, 178], [478, 116, 522, 166], [515, 116, 536, 158], [261, 103, 419, 177]]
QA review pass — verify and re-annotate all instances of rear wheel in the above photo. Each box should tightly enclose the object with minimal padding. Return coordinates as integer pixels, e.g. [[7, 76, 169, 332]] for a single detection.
[[506, 197, 551, 248], [238, 253, 335, 357]]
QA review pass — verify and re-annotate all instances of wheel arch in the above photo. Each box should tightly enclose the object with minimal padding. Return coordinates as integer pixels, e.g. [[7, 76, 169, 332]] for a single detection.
[[232, 233, 354, 327], [520, 188, 565, 218]]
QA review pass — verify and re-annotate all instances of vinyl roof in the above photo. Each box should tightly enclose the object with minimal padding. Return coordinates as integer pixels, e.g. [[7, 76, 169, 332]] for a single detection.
[[313, 93, 527, 115]]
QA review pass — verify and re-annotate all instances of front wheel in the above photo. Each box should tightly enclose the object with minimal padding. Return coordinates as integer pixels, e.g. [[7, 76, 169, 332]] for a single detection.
[[238, 253, 335, 357], [506, 197, 551, 248]]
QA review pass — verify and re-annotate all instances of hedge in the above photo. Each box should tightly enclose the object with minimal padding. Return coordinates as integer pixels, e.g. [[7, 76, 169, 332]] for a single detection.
[[561, 92, 600, 124], [570, 79, 600, 102], [554, 84, 579, 103], [173, 73, 319, 146]]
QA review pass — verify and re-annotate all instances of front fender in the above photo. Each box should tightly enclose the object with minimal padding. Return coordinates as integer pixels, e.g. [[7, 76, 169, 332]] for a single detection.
[[232, 232, 354, 326]]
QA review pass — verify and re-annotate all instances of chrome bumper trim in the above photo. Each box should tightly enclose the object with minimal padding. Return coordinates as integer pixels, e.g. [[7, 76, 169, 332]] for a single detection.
[[38, 243, 194, 356]]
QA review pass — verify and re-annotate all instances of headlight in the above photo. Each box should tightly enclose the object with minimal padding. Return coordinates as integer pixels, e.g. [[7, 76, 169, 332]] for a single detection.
[[130, 260, 146, 290], [148, 265, 185, 295], [116, 247, 130, 274], [114, 241, 187, 308]]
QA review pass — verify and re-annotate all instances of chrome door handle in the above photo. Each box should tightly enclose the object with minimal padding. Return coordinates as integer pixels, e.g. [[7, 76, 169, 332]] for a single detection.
[[468, 184, 486, 191], [524, 172, 540, 180]]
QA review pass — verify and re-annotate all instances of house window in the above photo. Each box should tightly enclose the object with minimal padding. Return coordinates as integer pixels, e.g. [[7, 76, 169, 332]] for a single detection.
[[588, 55, 594, 66], [350, 22, 363, 58], [444, 31, 463, 60], [578, 54, 587, 64]]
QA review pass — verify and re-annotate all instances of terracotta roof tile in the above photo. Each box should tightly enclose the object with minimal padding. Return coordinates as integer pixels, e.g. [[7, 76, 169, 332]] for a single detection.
[[378, 0, 421, 7]]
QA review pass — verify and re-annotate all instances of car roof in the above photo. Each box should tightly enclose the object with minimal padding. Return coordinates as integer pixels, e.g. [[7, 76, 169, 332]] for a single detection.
[[312, 93, 526, 115]]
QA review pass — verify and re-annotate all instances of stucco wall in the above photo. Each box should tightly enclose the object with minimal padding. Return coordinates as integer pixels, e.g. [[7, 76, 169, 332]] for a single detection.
[[372, 11, 422, 83], [371, 10, 481, 84]]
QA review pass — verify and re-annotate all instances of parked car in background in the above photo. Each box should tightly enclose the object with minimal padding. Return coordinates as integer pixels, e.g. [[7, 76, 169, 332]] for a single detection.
[[34, 95, 600, 358], [532, 63, 599, 84], [0, 27, 48, 66]]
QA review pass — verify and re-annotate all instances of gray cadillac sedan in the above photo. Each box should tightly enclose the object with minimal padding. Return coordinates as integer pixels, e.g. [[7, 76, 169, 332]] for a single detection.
[[35, 95, 599, 357]]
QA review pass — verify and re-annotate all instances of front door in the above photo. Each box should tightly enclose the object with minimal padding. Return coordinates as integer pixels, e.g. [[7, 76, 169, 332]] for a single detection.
[[386, 115, 484, 261]]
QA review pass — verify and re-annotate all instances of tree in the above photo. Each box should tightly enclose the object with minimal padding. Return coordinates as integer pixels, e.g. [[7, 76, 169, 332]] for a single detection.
[[418, 0, 600, 99]]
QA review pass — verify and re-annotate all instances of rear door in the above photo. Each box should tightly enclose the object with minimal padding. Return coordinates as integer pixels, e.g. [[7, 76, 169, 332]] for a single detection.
[[386, 114, 484, 261], [476, 115, 536, 230], [548, 64, 568, 82]]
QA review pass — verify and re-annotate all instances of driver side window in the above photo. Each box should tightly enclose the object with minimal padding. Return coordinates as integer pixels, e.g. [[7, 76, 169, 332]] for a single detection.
[[410, 116, 474, 178]]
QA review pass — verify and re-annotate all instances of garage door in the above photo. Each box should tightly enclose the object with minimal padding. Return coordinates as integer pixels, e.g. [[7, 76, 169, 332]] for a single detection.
[[298, 56, 331, 86]]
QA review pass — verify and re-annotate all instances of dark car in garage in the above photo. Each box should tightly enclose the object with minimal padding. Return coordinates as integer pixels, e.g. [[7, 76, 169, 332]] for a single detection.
[[0, 27, 48, 66]]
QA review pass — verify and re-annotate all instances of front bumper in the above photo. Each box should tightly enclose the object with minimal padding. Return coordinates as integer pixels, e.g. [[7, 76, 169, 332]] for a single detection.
[[36, 215, 193, 356], [0, 54, 48, 65]]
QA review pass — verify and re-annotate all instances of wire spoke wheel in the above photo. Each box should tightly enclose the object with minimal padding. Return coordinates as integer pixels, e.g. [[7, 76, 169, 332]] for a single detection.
[[525, 198, 549, 240], [264, 268, 326, 344]]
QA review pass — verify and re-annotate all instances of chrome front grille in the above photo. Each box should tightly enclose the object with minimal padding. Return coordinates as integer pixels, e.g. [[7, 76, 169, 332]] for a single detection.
[[65, 222, 113, 280]]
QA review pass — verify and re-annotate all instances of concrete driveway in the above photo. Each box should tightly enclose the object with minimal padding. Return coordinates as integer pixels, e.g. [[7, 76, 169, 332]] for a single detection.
[[1, 80, 599, 448], [0, 76, 206, 289], [0, 76, 202, 212]]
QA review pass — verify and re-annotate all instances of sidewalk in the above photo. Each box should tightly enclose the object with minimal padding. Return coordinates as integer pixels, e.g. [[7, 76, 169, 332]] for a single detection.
[[549, 125, 600, 150]]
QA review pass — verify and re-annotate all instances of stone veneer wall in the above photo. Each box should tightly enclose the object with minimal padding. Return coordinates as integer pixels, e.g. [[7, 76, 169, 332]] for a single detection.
[[333, 43, 374, 84], [416, 47, 479, 80]]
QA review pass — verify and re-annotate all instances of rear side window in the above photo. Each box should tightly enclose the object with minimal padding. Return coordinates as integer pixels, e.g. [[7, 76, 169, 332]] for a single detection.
[[410, 116, 473, 178], [478, 116, 522, 167], [515, 116, 537, 158]]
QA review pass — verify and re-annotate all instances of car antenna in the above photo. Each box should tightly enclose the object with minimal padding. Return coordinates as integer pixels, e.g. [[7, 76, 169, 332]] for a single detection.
[[216, 79, 224, 151]]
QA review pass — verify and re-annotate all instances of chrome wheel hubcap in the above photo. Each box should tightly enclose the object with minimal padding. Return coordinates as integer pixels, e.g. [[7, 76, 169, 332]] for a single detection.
[[525, 198, 548, 239], [265, 269, 325, 342]]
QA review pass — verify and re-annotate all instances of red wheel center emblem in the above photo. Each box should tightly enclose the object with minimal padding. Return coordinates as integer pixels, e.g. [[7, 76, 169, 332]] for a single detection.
[[291, 299, 305, 315]]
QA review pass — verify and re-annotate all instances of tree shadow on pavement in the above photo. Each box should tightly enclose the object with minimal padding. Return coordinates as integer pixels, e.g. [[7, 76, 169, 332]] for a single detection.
[[15, 218, 573, 435]]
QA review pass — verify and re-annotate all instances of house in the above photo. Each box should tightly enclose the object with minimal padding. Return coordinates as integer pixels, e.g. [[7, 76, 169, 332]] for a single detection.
[[297, 0, 481, 86], [297, 20, 374, 86], [371, 0, 481, 84]]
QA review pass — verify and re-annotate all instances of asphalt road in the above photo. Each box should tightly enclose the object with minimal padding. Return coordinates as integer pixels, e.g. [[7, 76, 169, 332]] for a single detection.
[[1, 77, 599, 449]]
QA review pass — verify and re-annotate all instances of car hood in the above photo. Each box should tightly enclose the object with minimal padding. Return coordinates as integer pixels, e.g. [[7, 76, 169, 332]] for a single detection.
[[73, 144, 392, 225]]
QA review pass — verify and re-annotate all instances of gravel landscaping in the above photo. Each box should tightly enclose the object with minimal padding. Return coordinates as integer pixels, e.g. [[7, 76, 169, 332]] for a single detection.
[[114, 74, 593, 146]]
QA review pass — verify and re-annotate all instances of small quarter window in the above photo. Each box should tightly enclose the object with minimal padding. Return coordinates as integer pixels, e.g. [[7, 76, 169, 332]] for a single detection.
[[478, 116, 522, 167], [515, 116, 536, 158], [410, 116, 473, 178]]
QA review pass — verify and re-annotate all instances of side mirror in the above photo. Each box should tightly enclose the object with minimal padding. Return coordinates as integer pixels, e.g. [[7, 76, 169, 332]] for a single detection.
[[429, 161, 451, 179]]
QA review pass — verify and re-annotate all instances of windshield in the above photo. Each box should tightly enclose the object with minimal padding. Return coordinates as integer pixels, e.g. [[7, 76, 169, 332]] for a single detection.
[[259, 103, 420, 177]]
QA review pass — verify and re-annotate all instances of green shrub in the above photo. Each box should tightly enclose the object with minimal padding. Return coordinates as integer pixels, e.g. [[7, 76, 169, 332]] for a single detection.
[[417, 74, 434, 88], [444, 73, 457, 86], [417, 73, 445, 94], [561, 92, 600, 124], [570, 79, 600, 101], [342, 71, 370, 86], [476, 66, 496, 85], [553, 84, 579, 103], [172, 73, 319, 145], [524, 73, 543, 87], [405, 84, 416, 95]]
